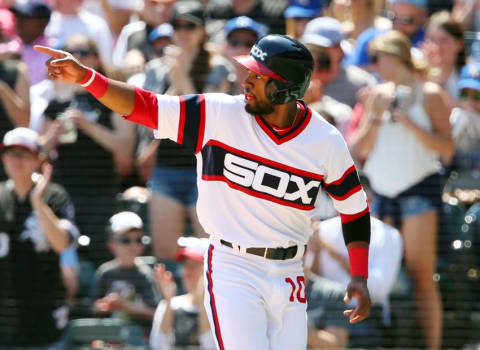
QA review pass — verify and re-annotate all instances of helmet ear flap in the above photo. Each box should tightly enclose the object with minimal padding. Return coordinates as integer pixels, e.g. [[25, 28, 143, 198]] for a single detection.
[[265, 79, 290, 105], [265, 79, 278, 104]]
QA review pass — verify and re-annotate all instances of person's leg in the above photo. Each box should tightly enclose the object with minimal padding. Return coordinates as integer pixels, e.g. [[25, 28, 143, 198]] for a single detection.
[[148, 166, 190, 259], [401, 207, 442, 350], [188, 206, 208, 238], [180, 168, 207, 238], [150, 193, 186, 259], [203, 244, 269, 350]]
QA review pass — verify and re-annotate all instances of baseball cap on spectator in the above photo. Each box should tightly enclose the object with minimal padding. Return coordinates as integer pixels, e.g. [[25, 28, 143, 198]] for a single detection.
[[301, 17, 344, 47], [389, 0, 427, 9], [348, 28, 388, 66], [458, 63, 480, 91], [148, 23, 174, 43], [225, 16, 268, 40], [171, 0, 205, 27], [176, 237, 209, 262], [107, 211, 144, 238], [2, 127, 40, 154], [284, 0, 323, 19], [10, 1, 51, 19]]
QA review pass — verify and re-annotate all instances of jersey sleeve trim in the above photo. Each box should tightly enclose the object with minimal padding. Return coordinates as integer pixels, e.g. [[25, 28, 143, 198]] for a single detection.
[[340, 205, 370, 223], [323, 165, 362, 200], [123, 87, 159, 130], [342, 211, 371, 245]]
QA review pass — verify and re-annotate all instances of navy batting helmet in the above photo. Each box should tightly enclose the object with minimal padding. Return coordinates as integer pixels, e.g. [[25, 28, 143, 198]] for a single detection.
[[234, 34, 314, 105]]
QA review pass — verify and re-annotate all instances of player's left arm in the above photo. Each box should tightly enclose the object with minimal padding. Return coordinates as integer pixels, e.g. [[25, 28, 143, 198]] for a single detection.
[[322, 133, 371, 323]]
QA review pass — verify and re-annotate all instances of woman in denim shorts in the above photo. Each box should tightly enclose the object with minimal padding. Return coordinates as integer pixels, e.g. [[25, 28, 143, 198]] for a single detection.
[[350, 31, 454, 349]]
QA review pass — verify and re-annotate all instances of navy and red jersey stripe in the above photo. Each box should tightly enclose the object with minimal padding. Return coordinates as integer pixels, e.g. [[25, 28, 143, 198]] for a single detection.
[[322, 165, 362, 201], [321, 164, 371, 244], [177, 94, 206, 153], [201, 140, 324, 210]]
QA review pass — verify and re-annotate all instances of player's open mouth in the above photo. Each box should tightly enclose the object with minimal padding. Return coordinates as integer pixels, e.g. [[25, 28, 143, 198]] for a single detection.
[[245, 93, 255, 102]]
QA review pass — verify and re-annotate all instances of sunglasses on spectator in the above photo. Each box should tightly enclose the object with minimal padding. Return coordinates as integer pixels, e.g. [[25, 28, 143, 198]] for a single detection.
[[172, 22, 198, 31], [70, 49, 96, 57], [460, 89, 480, 101], [228, 38, 256, 48], [390, 14, 416, 25], [371, 55, 378, 64], [116, 237, 144, 245]]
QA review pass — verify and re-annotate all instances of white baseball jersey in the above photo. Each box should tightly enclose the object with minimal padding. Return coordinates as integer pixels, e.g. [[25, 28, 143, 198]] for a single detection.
[[127, 91, 369, 247]]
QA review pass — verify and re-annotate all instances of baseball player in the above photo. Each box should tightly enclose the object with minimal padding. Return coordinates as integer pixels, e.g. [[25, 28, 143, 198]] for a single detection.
[[36, 34, 371, 350]]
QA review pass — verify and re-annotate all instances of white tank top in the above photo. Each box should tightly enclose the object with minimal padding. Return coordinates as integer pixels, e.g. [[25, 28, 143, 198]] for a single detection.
[[364, 83, 441, 198]]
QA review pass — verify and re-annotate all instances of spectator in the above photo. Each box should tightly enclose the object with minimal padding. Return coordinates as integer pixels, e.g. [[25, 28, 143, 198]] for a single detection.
[[301, 17, 377, 108], [347, 27, 388, 72], [148, 22, 174, 59], [112, 0, 176, 67], [222, 16, 268, 95], [325, 0, 351, 23], [350, 30, 454, 350], [342, 0, 391, 42], [451, 0, 480, 32], [60, 244, 80, 305], [45, 0, 114, 64], [137, 0, 232, 259], [122, 23, 174, 86], [388, 0, 427, 47], [284, 0, 323, 40], [82, 0, 142, 38], [305, 269, 350, 349], [93, 211, 159, 331], [206, 0, 287, 36], [0, 0, 17, 39], [349, 0, 427, 71], [0, 127, 78, 348], [37, 35, 133, 265], [309, 178, 403, 348], [150, 237, 214, 349], [423, 11, 465, 110], [449, 63, 480, 172], [10, 0, 56, 86], [0, 37, 30, 172], [304, 44, 354, 135]]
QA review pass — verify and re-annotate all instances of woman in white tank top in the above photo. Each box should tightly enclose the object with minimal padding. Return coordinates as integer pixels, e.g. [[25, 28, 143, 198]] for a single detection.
[[350, 31, 454, 350]]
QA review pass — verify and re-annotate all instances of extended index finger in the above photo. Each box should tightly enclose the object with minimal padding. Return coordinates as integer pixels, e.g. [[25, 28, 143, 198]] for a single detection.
[[34, 45, 67, 59]]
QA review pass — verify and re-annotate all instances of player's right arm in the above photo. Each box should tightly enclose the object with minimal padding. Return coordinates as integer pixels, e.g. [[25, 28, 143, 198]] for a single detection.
[[34, 45, 136, 117]]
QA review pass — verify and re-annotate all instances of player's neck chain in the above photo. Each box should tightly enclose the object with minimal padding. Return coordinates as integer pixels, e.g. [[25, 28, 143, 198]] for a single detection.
[[290, 106, 300, 127]]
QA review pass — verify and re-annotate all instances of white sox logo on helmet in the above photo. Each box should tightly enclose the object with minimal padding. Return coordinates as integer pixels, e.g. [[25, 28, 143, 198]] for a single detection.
[[251, 45, 268, 61]]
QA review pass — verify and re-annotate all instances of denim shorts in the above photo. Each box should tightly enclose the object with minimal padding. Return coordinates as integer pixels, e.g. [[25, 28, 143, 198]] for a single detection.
[[371, 194, 436, 220], [148, 166, 198, 207]]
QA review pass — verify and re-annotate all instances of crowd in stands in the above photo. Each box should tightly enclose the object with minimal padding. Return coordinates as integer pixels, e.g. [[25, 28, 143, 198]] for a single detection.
[[0, 0, 479, 348]]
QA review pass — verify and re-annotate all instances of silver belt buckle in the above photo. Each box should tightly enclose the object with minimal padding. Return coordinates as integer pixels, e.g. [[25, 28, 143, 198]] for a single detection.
[[263, 248, 268, 258]]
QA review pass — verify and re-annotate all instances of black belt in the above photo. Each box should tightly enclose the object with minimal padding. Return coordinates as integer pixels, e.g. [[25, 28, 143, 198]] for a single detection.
[[220, 239, 305, 260]]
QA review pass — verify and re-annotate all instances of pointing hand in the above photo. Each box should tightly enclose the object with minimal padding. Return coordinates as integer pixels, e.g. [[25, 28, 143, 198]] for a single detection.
[[34, 45, 88, 84]]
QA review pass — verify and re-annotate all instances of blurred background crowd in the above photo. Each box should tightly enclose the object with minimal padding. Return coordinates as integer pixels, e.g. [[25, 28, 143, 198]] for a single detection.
[[0, 0, 479, 348]]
